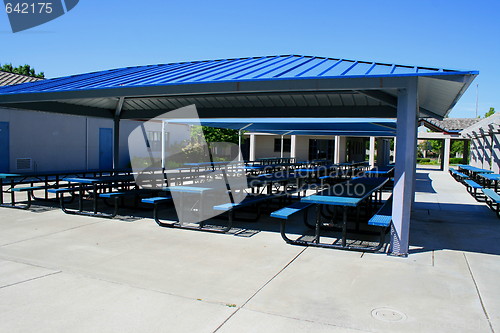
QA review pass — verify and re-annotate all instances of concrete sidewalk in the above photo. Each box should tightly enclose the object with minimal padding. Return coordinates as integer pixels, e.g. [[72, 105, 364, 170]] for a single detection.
[[0, 170, 499, 332]]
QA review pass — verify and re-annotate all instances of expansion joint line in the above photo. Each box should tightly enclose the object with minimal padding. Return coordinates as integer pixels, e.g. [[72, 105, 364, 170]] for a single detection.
[[212, 247, 307, 332], [463, 253, 495, 333]]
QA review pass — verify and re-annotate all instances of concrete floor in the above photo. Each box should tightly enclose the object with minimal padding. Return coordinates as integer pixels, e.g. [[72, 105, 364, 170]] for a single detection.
[[0, 169, 499, 332]]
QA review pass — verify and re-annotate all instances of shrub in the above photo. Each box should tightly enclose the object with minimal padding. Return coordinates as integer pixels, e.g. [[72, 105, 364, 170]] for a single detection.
[[449, 157, 464, 165]]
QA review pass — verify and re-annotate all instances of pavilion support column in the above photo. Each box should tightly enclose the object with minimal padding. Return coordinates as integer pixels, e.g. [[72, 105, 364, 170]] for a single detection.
[[280, 135, 284, 158], [393, 138, 397, 163], [443, 138, 451, 171], [391, 80, 418, 257], [161, 121, 166, 170], [376, 138, 390, 166], [113, 97, 125, 169], [334, 136, 340, 163], [238, 130, 243, 161], [369, 137, 376, 167], [336, 137, 347, 163], [249, 134, 256, 161], [290, 135, 297, 160]]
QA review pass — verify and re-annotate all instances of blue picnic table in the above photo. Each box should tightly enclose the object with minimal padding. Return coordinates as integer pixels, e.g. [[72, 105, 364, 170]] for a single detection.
[[0, 169, 131, 208], [56, 175, 136, 216], [300, 177, 389, 250], [477, 173, 500, 192], [458, 165, 494, 182], [364, 167, 394, 177]]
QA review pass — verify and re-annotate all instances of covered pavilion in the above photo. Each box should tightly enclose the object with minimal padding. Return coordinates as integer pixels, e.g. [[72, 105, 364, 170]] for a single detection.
[[0, 55, 478, 256]]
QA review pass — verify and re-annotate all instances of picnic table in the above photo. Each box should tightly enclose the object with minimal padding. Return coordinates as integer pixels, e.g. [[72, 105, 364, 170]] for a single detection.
[[364, 166, 394, 178], [477, 173, 500, 192], [183, 161, 243, 172], [56, 175, 136, 217], [0, 169, 131, 208], [162, 176, 252, 225], [457, 165, 494, 180], [299, 177, 389, 250], [247, 173, 303, 195]]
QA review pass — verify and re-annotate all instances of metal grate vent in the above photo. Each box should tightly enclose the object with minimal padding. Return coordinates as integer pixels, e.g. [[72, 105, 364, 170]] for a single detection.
[[16, 158, 33, 171]]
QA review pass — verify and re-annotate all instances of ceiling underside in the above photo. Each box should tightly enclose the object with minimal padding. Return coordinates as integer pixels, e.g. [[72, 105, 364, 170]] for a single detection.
[[0, 74, 473, 121]]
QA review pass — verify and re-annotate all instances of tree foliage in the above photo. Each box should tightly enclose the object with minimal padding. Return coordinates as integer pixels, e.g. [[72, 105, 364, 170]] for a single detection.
[[0, 63, 44, 79], [191, 126, 242, 144], [485, 107, 495, 118], [428, 139, 442, 152], [450, 141, 464, 155]]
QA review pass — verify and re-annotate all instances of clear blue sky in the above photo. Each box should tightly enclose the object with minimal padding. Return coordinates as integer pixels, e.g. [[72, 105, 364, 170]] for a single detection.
[[1, 0, 498, 118]]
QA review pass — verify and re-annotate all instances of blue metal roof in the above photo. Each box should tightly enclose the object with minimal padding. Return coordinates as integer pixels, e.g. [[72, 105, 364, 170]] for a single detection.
[[0, 55, 478, 95]]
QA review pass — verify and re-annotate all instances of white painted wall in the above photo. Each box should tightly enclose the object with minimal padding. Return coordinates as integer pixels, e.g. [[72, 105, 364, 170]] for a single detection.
[[0, 107, 193, 172], [492, 133, 500, 173], [254, 135, 291, 159], [0, 108, 89, 172], [251, 134, 345, 162]]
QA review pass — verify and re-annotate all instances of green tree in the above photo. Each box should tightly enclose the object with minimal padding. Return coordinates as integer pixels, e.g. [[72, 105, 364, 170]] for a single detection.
[[428, 139, 443, 160], [191, 126, 242, 144], [484, 107, 495, 118], [450, 141, 464, 156], [0, 63, 44, 79]]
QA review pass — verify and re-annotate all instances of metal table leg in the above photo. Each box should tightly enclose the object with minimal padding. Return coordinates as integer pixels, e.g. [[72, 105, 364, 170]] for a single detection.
[[341, 206, 347, 248]]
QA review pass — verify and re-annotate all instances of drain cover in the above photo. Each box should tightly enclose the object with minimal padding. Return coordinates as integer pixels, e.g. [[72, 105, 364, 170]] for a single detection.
[[371, 308, 407, 322]]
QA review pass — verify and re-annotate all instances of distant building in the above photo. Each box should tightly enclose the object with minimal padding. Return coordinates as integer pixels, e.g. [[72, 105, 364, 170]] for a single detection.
[[0, 71, 177, 173], [417, 117, 480, 170], [461, 113, 500, 173]]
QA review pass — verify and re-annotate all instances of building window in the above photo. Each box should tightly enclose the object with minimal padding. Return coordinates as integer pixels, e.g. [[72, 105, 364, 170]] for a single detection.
[[274, 138, 291, 153], [308, 139, 334, 161], [146, 131, 162, 151]]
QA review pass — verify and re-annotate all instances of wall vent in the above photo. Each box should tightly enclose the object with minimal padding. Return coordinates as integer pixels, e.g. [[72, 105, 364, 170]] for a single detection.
[[16, 158, 33, 171]]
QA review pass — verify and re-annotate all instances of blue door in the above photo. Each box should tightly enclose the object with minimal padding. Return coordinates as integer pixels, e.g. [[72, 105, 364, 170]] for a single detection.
[[99, 128, 113, 170], [0, 122, 9, 172]]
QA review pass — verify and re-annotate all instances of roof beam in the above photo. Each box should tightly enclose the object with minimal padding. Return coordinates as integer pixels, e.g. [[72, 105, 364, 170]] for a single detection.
[[356, 90, 397, 107], [120, 105, 397, 120], [0, 101, 114, 118], [418, 107, 444, 120], [0, 77, 409, 103]]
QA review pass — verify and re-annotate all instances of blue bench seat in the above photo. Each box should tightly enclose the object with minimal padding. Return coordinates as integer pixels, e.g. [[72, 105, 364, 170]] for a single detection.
[[368, 196, 393, 227], [449, 168, 469, 181], [141, 196, 173, 204], [270, 202, 313, 220], [463, 179, 483, 198], [213, 194, 276, 212]]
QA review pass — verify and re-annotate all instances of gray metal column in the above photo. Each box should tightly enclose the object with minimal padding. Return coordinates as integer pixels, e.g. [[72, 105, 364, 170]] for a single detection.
[[113, 97, 125, 169], [391, 79, 418, 257]]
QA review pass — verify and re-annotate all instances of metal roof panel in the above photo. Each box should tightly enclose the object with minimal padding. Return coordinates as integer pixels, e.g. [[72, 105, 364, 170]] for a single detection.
[[0, 55, 477, 96]]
